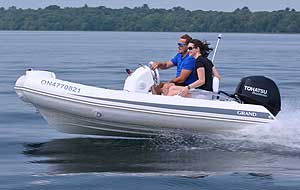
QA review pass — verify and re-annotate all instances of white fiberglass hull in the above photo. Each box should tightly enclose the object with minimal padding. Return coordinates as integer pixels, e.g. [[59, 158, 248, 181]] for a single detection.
[[15, 70, 276, 137]]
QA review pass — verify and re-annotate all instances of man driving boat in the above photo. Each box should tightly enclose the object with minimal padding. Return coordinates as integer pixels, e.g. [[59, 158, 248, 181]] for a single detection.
[[151, 34, 197, 95]]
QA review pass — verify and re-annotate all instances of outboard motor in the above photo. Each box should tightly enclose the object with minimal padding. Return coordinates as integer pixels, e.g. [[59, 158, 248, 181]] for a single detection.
[[235, 76, 281, 116]]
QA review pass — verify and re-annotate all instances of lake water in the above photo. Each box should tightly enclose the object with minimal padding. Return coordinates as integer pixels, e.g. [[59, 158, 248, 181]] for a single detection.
[[1, 31, 300, 189]]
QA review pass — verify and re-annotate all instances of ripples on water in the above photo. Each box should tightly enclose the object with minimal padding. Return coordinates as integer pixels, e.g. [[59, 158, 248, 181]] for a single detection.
[[1, 31, 300, 189]]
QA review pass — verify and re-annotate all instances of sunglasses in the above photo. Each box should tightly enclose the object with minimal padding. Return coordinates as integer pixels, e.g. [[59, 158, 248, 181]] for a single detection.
[[188, 46, 196, 50], [177, 43, 186, 47]]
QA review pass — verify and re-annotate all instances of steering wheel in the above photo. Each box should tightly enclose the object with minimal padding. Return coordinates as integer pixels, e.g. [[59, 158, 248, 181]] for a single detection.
[[151, 68, 160, 86], [148, 62, 160, 86]]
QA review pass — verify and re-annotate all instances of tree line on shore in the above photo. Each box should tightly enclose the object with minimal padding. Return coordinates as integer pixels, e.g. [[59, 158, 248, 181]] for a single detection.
[[0, 4, 299, 33]]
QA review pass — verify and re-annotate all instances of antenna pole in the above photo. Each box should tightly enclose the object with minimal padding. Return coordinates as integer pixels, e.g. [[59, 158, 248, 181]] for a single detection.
[[211, 34, 222, 63]]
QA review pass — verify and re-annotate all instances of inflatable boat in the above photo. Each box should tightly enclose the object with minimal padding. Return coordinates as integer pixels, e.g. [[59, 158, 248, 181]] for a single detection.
[[14, 65, 281, 137]]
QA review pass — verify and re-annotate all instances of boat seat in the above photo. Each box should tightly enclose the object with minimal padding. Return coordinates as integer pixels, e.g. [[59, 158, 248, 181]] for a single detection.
[[212, 76, 219, 93]]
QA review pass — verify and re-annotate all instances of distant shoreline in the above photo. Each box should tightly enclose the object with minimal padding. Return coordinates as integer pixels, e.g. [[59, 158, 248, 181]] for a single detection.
[[1, 31, 300, 35], [0, 4, 299, 33]]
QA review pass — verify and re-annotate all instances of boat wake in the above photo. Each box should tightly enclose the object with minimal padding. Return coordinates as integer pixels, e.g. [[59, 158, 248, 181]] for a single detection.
[[234, 99, 300, 148], [152, 99, 300, 157]]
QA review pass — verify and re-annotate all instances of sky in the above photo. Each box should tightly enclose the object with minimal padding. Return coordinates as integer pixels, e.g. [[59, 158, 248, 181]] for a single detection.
[[0, 0, 299, 12]]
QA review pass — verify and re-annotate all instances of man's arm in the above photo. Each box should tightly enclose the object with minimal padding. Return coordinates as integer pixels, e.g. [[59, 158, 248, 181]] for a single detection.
[[169, 56, 195, 84], [169, 69, 192, 84], [151, 61, 174, 70]]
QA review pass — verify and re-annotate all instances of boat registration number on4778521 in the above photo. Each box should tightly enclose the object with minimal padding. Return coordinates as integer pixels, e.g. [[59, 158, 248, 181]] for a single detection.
[[41, 80, 81, 93]]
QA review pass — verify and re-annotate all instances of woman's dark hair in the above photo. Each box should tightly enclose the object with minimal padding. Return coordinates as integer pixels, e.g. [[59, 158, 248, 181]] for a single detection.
[[190, 39, 213, 57]]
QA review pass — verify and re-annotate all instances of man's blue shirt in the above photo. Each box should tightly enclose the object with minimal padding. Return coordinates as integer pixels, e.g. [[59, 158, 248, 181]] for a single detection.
[[171, 53, 196, 85]]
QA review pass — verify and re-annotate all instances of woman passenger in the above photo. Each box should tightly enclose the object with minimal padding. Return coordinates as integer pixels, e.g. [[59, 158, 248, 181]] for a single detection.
[[167, 39, 221, 96]]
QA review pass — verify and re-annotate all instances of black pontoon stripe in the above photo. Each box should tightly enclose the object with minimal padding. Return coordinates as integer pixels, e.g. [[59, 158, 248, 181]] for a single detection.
[[74, 94, 273, 120]]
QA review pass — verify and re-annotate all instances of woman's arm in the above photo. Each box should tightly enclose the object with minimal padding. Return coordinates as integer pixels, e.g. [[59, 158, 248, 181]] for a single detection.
[[167, 68, 205, 96], [212, 67, 221, 80], [187, 67, 205, 89]]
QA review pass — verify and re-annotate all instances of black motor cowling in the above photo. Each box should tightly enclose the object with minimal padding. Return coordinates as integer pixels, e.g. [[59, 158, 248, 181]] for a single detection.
[[235, 76, 281, 116]]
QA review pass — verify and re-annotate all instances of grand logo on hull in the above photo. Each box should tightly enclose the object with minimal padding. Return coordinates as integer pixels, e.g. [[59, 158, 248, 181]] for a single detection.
[[237, 111, 257, 117]]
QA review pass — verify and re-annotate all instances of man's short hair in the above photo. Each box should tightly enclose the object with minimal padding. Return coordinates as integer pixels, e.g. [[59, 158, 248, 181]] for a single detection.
[[180, 34, 192, 45]]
